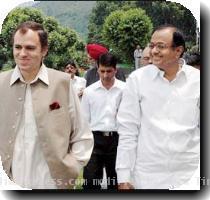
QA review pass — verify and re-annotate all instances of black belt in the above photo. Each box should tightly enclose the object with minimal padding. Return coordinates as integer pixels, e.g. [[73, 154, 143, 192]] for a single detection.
[[93, 131, 118, 137]]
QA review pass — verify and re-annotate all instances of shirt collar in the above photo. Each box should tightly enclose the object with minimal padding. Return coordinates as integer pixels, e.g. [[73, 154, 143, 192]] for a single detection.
[[151, 59, 187, 80], [10, 64, 49, 86], [94, 78, 118, 90]]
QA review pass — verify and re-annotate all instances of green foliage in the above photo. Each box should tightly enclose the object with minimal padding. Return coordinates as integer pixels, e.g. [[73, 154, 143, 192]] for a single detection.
[[102, 8, 153, 63], [88, 1, 197, 52], [135, 1, 197, 45], [0, 7, 87, 70], [43, 16, 59, 32], [33, 1, 96, 40], [87, 1, 136, 43]]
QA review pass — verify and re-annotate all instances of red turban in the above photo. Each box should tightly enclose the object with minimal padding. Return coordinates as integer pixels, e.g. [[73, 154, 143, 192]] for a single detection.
[[86, 43, 108, 60]]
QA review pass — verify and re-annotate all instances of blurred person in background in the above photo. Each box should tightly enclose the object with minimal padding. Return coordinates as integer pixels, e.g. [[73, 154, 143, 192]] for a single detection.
[[85, 43, 126, 87], [65, 60, 86, 99]]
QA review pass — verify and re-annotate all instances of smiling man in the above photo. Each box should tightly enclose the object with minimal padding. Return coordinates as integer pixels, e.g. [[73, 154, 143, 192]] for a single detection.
[[116, 25, 200, 189], [0, 21, 93, 189]]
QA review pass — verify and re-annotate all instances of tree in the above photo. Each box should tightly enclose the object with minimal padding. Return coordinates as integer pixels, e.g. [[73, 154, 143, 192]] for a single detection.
[[135, 1, 197, 46], [88, 1, 197, 49], [0, 7, 86, 70], [87, 1, 136, 43], [102, 8, 153, 64]]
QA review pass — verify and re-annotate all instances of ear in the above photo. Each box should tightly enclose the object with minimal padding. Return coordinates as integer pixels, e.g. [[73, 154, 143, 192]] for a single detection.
[[42, 46, 48, 57], [176, 46, 184, 58], [114, 68, 117, 74]]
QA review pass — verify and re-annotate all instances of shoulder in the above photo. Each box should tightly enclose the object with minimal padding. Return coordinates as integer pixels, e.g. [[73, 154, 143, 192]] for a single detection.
[[183, 64, 200, 82], [129, 64, 155, 79], [86, 67, 97, 74], [0, 69, 14, 83], [75, 76, 86, 82], [47, 68, 70, 81], [115, 78, 126, 89], [84, 80, 99, 93], [0, 69, 13, 77]]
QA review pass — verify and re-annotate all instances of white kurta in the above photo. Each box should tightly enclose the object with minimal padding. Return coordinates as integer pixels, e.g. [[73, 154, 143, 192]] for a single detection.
[[71, 75, 86, 98], [11, 65, 56, 189], [116, 64, 200, 189]]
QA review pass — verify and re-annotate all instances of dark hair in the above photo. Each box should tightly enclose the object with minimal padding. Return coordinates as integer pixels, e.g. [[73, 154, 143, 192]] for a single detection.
[[154, 24, 186, 57], [98, 53, 117, 69], [65, 60, 76, 68], [12, 21, 48, 49], [65, 60, 80, 76]]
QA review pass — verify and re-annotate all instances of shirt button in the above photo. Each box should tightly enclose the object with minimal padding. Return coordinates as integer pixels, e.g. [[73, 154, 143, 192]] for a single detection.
[[9, 140, 12, 144], [12, 125, 15, 129], [21, 84, 25, 87], [7, 155, 10, 159], [18, 97, 22, 101], [15, 111, 18, 115]]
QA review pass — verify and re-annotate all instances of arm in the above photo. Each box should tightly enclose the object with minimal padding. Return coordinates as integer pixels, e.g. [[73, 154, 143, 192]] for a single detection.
[[81, 88, 91, 123], [134, 50, 137, 58], [116, 74, 142, 189], [63, 82, 93, 174]]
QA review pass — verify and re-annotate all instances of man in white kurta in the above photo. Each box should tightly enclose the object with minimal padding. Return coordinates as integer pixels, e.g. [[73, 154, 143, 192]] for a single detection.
[[0, 21, 93, 189], [116, 25, 200, 189]]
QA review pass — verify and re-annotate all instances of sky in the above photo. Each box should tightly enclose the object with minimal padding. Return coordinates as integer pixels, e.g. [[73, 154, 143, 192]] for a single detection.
[[0, 0, 207, 198]]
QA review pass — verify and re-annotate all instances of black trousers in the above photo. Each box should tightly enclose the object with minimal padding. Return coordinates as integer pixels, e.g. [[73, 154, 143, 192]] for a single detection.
[[83, 131, 119, 190]]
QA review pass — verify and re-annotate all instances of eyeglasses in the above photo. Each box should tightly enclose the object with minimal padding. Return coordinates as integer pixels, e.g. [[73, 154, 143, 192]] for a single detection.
[[148, 43, 173, 51]]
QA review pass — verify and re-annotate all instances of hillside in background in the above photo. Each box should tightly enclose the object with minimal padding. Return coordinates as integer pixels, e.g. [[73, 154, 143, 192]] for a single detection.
[[30, 1, 96, 40]]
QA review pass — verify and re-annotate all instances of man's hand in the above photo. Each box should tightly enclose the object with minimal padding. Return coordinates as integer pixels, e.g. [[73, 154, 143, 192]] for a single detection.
[[118, 182, 134, 190]]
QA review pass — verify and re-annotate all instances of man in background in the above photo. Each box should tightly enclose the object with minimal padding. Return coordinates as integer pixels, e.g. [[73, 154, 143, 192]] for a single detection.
[[134, 45, 142, 69], [81, 53, 125, 189], [85, 43, 126, 87], [139, 46, 152, 67]]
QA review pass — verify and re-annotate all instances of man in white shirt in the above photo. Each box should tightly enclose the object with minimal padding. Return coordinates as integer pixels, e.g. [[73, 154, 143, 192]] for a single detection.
[[81, 53, 125, 189], [139, 46, 152, 67], [0, 21, 93, 189], [64, 60, 86, 99], [116, 25, 200, 189], [134, 45, 142, 69]]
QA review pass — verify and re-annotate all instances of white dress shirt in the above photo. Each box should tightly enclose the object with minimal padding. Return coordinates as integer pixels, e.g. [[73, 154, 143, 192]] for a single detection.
[[71, 75, 86, 97], [81, 78, 125, 132], [10, 65, 87, 189], [116, 64, 200, 189]]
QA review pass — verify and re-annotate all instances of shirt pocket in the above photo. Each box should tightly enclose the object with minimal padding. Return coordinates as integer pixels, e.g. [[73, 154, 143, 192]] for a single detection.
[[48, 107, 71, 139]]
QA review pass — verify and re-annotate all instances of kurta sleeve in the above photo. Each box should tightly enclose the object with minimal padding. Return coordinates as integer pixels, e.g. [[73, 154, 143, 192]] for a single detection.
[[64, 82, 93, 173], [116, 74, 142, 183]]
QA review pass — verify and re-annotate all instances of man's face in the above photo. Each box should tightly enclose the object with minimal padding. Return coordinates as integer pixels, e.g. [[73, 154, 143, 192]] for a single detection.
[[87, 54, 96, 66], [140, 47, 152, 66], [65, 64, 77, 75], [149, 28, 182, 70], [98, 65, 117, 84], [13, 29, 48, 73]]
